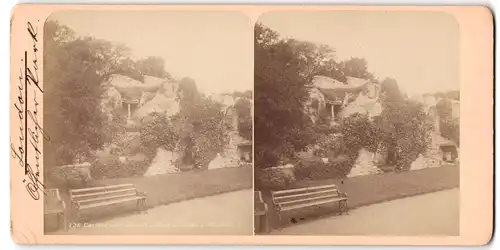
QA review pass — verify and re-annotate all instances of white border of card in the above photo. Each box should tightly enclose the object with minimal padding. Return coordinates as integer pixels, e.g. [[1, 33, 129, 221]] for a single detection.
[[9, 4, 493, 245]]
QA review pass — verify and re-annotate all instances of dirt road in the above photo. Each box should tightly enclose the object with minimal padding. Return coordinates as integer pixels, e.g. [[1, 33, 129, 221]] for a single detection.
[[272, 188, 459, 236]]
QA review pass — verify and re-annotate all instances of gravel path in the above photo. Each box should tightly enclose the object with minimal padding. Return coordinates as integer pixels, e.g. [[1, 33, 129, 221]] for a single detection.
[[59, 189, 253, 235], [271, 188, 459, 236]]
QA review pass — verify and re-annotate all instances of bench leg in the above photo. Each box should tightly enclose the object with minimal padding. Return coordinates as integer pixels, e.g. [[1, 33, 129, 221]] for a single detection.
[[275, 211, 282, 226], [262, 214, 271, 233], [72, 208, 81, 224], [339, 200, 348, 214], [59, 213, 68, 232], [137, 198, 146, 212]]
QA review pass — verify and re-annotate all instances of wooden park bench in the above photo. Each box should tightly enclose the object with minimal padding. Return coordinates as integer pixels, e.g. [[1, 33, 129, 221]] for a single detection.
[[271, 184, 348, 222], [44, 188, 68, 231], [254, 191, 269, 233], [69, 183, 146, 221]]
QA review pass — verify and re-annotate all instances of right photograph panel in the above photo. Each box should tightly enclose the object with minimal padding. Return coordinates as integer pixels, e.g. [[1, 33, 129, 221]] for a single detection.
[[253, 10, 460, 236]]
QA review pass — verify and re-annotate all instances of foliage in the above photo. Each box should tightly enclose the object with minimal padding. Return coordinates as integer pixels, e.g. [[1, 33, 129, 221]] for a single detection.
[[44, 21, 114, 166], [340, 57, 374, 80], [313, 133, 343, 158], [231, 90, 253, 99], [378, 98, 431, 171], [253, 24, 433, 179], [139, 112, 179, 159], [234, 98, 253, 140], [190, 98, 229, 169], [177, 77, 201, 115], [171, 80, 229, 169], [436, 98, 460, 146], [342, 113, 379, 157], [254, 23, 317, 168], [381, 77, 403, 102], [255, 166, 296, 190], [294, 154, 352, 180], [90, 154, 150, 179], [135, 56, 171, 79], [44, 20, 174, 171], [441, 117, 460, 146], [254, 23, 379, 170], [313, 108, 341, 136]]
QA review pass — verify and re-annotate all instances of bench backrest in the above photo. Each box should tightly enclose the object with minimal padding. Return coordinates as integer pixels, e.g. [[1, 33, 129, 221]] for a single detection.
[[271, 184, 342, 208], [70, 183, 138, 207], [254, 191, 268, 215]]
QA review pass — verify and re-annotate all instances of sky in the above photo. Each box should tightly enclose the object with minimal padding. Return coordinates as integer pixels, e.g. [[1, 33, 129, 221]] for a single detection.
[[48, 11, 253, 94], [258, 11, 460, 96]]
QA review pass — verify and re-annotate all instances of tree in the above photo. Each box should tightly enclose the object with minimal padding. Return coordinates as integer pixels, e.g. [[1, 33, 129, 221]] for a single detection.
[[136, 56, 171, 79], [139, 112, 179, 159], [315, 58, 347, 83], [381, 77, 403, 101], [177, 77, 200, 116], [340, 57, 374, 80], [44, 21, 164, 167], [254, 23, 316, 168], [234, 98, 252, 140], [112, 57, 143, 82], [377, 99, 431, 171], [44, 21, 121, 166], [189, 98, 229, 169], [231, 90, 253, 99], [436, 98, 460, 146]]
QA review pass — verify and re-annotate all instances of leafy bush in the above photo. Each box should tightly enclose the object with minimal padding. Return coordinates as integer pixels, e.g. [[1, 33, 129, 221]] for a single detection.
[[255, 166, 296, 190], [90, 155, 150, 179], [234, 98, 253, 141], [342, 113, 379, 154], [377, 99, 431, 171], [294, 154, 353, 180], [440, 117, 460, 147], [190, 99, 229, 169], [139, 112, 179, 160], [313, 133, 343, 158]]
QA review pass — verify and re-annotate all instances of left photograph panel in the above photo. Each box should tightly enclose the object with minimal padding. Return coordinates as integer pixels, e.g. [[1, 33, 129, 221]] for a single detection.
[[43, 10, 254, 235]]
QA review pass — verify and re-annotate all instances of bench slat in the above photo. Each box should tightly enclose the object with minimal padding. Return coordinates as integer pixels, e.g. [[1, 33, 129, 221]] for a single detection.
[[272, 184, 337, 196], [79, 196, 143, 210], [77, 192, 138, 204], [278, 193, 344, 207], [70, 184, 134, 193], [280, 197, 346, 212], [274, 188, 338, 202], [71, 188, 137, 199]]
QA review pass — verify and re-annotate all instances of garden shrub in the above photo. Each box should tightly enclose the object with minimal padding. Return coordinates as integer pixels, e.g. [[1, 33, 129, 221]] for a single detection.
[[255, 166, 296, 190], [90, 154, 151, 179], [46, 165, 91, 190], [294, 154, 353, 181]]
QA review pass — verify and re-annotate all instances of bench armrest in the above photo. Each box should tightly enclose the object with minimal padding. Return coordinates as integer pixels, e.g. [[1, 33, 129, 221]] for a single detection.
[[136, 191, 147, 198], [340, 192, 348, 198]]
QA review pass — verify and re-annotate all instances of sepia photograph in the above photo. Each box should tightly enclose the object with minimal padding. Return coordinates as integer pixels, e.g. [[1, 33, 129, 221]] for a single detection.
[[42, 10, 254, 235], [254, 11, 460, 235], [8, 4, 493, 245]]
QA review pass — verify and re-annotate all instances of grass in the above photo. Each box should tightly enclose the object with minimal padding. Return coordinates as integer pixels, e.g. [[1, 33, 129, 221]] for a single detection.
[[48, 165, 252, 231], [88, 165, 253, 209], [256, 165, 459, 233]]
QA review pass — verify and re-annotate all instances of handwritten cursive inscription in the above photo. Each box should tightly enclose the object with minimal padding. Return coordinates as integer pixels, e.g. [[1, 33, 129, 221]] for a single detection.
[[10, 21, 49, 201]]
